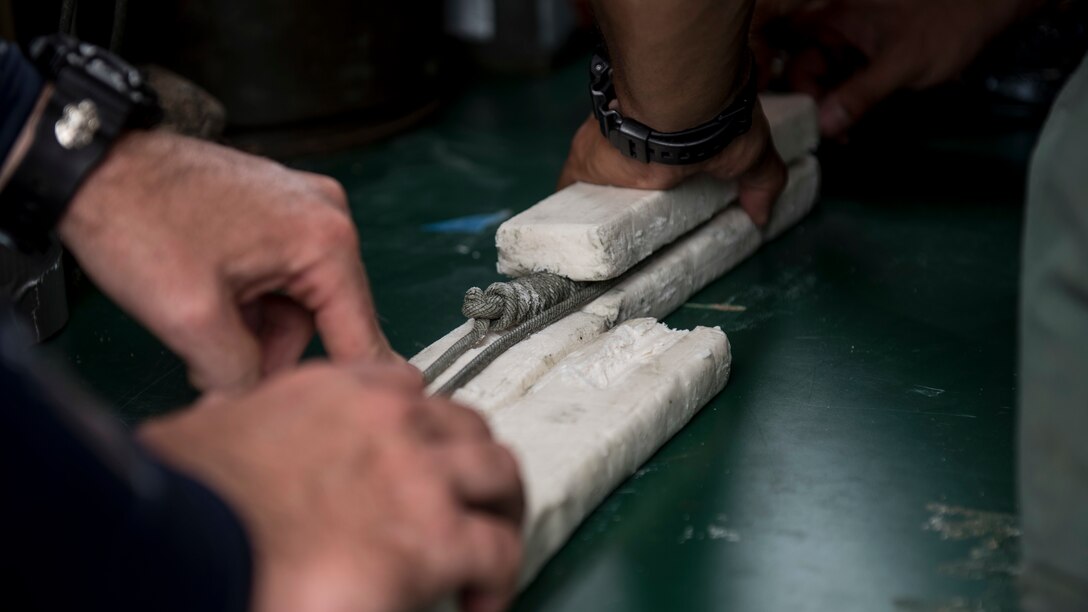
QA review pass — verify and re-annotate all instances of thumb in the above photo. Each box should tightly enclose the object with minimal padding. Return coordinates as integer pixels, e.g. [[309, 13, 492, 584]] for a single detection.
[[556, 116, 599, 190], [819, 55, 906, 137]]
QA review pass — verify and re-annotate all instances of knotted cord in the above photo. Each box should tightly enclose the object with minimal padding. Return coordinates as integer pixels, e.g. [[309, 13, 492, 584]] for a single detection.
[[424, 273, 619, 395]]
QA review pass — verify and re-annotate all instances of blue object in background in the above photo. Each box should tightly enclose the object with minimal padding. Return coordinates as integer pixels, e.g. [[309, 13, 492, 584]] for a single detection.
[[421, 209, 512, 234]]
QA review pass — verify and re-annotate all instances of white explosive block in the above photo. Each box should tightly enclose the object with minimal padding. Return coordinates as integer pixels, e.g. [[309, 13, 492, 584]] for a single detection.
[[495, 94, 818, 281], [411, 156, 819, 593], [410, 155, 820, 412], [489, 318, 732, 584]]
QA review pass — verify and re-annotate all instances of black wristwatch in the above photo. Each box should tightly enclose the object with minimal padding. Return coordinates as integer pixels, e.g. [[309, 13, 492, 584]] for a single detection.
[[589, 48, 758, 166], [0, 34, 162, 253]]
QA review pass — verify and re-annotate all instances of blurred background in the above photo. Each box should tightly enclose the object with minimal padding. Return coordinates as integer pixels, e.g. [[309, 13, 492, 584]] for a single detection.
[[4, 0, 597, 157], [3, 0, 1085, 160]]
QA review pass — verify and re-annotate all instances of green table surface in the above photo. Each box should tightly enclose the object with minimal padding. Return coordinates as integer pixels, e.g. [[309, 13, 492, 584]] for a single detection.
[[45, 59, 1030, 611]]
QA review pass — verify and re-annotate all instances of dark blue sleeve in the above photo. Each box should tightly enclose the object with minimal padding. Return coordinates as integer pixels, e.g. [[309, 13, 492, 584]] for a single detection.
[[0, 315, 253, 612], [0, 40, 43, 165]]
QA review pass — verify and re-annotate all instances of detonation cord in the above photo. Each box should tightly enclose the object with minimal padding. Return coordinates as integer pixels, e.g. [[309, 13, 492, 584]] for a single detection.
[[424, 273, 620, 396]]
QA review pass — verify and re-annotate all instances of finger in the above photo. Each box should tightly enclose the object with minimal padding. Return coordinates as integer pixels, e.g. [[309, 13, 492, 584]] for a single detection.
[[440, 440, 524, 524], [737, 143, 787, 228], [343, 359, 425, 393], [455, 515, 522, 612], [556, 117, 598, 190], [557, 160, 578, 191], [167, 288, 263, 391], [318, 259, 391, 361], [247, 295, 315, 376], [819, 54, 907, 137], [288, 216, 395, 364], [418, 397, 492, 441], [713, 106, 786, 228]]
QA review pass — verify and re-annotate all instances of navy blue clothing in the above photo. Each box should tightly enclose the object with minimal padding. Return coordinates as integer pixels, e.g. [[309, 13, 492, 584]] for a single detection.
[[0, 321, 255, 611], [0, 39, 254, 611], [0, 41, 42, 166]]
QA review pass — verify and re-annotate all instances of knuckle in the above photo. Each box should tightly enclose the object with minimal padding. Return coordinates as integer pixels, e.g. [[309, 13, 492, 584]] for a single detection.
[[493, 444, 521, 484], [305, 208, 360, 253], [737, 133, 776, 175], [273, 365, 360, 413], [398, 400, 427, 426], [367, 391, 422, 426], [326, 212, 360, 249], [454, 403, 492, 437], [460, 442, 493, 474], [167, 291, 221, 334], [425, 397, 492, 439], [308, 175, 350, 209]]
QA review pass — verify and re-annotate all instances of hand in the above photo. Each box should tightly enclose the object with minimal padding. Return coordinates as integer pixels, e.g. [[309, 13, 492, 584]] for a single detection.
[[138, 361, 524, 612], [563, 0, 787, 227], [753, 0, 1042, 137], [558, 104, 787, 227], [58, 130, 398, 391]]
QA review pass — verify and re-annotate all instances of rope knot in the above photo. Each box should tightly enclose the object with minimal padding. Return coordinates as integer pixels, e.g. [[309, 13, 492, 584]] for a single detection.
[[424, 272, 619, 390], [461, 273, 582, 332]]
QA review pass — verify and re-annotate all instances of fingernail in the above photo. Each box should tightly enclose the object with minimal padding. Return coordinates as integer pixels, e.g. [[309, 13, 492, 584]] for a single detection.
[[820, 100, 852, 137]]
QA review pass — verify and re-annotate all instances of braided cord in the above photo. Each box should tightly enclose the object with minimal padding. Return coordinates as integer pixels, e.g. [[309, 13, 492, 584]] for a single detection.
[[422, 273, 584, 384], [422, 319, 489, 384], [433, 278, 619, 396]]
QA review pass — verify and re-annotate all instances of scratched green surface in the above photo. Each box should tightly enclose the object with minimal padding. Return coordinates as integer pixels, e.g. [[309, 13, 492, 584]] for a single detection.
[[45, 59, 1027, 611]]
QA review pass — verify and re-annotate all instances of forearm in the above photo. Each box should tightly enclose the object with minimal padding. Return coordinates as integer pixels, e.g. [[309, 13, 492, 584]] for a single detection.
[[592, 0, 755, 131]]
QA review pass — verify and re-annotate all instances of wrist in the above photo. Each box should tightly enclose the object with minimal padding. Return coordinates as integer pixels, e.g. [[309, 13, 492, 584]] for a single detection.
[[0, 35, 162, 253], [590, 46, 758, 167], [56, 130, 151, 246], [596, 0, 755, 133], [614, 48, 750, 132]]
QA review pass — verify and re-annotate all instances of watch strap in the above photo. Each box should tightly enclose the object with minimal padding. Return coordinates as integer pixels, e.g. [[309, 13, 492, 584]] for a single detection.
[[0, 68, 123, 252], [590, 50, 758, 166]]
